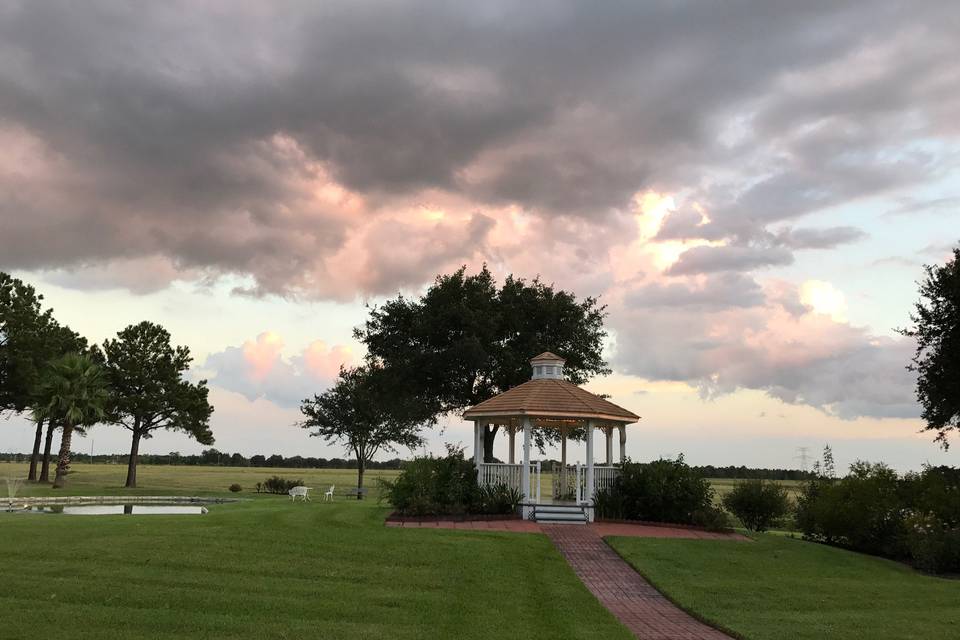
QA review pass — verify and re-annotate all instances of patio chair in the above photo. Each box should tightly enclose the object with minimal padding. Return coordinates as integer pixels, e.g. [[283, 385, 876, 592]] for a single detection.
[[324, 485, 335, 501], [288, 486, 311, 502]]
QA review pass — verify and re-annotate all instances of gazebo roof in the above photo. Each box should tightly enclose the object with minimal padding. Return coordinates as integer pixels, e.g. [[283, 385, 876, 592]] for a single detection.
[[463, 378, 640, 424]]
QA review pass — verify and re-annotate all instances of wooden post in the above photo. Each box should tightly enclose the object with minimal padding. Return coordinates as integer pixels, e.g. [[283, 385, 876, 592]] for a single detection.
[[508, 424, 516, 464], [521, 418, 532, 507], [604, 427, 613, 465], [473, 420, 482, 468], [585, 420, 595, 505], [619, 425, 627, 463], [560, 426, 568, 499]]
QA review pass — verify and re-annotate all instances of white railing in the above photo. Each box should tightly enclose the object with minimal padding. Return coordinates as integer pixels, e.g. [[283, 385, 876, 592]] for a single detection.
[[562, 464, 620, 503], [593, 465, 620, 493], [477, 462, 541, 503]]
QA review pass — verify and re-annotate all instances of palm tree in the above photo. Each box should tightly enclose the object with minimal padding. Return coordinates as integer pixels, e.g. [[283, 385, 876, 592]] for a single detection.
[[36, 353, 109, 489]]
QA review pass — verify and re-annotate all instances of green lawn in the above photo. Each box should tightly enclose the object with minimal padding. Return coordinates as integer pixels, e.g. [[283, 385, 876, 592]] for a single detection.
[[609, 534, 960, 640], [1, 497, 632, 640]]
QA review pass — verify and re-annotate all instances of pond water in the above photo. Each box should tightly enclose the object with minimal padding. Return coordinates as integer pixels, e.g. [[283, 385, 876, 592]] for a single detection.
[[20, 504, 207, 515]]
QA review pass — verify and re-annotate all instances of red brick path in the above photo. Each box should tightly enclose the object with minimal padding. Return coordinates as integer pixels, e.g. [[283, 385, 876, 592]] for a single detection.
[[543, 525, 733, 640]]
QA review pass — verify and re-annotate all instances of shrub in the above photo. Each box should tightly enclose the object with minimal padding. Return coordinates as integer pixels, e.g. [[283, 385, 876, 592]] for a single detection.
[[796, 461, 905, 556], [904, 514, 960, 574], [380, 447, 482, 516], [594, 455, 714, 525], [692, 506, 733, 532], [722, 479, 791, 532], [262, 476, 304, 495], [228, 483, 242, 493], [478, 483, 523, 515]]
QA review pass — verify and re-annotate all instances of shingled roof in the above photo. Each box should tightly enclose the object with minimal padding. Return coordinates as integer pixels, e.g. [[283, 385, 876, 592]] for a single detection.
[[463, 378, 639, 424]]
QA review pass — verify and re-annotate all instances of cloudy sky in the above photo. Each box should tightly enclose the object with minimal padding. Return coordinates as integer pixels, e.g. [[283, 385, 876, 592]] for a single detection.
[[1, 1, 958, 471]]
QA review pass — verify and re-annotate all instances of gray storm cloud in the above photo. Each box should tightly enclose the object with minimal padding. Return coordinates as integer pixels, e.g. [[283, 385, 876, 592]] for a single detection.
[[0, 0, 955, 421]]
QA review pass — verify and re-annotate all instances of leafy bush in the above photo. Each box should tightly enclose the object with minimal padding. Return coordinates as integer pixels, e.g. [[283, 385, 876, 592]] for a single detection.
[[722, 479, 791, 532], [262, 475, 304, 495], [594, 455, 714, 525], [797, 461, 905, 556], [691, 506, 733, 532], [477, 483, 523, 515], [380, 447, 482, 516], [797, 461, 960, 573], [904, 512, 960, 574], [228, 483, 242, 493]]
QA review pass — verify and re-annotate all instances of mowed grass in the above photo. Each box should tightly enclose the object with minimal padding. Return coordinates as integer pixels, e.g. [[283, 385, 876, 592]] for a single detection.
[[1, 498, 632, 640], [609, 534, 960, 640]]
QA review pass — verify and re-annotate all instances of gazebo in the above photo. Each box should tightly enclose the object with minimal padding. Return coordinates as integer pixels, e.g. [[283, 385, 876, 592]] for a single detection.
[[463, 352, 640, 521]]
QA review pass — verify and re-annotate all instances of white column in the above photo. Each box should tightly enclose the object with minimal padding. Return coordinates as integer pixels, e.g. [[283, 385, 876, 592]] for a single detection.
[[585, 420, 595, 504], [508, 425, 516, 464], [521, 417, 531, 504], [473, 420, 482, 467], [604, 427, 613, 465], [619, 425, 627, 463]]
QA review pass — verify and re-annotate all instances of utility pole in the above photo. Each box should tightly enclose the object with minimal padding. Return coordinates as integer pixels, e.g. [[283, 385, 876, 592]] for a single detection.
[[794, 447, 811, 473]]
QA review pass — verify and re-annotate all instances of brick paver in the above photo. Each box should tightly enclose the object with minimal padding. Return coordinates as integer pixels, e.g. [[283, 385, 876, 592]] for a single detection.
[[543, 525, 733, 640]]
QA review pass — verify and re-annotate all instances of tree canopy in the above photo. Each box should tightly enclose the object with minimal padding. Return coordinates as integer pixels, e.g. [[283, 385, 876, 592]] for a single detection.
[[1, 272, 55, 414], [900, 245, 960, 448], [101, 321, 214, 487], [300, 364, 424, 497], [354, 265, 610, 457]]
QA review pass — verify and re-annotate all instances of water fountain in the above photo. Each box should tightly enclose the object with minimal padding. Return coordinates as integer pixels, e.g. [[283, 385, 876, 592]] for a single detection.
[[4, 477, 25, 512]]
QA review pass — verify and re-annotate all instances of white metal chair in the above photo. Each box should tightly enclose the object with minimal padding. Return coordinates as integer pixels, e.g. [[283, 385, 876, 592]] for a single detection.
[[288, 486, 311, 502], [324, 485, 335, 501]]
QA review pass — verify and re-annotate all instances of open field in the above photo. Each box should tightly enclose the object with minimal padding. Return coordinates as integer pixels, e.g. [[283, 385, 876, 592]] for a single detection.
[[1, 462, 803, 501], [1, 498, 632, 640], [0, 461, 400, 498], [609, 534, 960, 640]]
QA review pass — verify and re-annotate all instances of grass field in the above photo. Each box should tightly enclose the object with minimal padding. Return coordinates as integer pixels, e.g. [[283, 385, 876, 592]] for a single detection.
[[1, 492, 631, 640], [1, 462, 799, 501], [6, 463, 956, 639], [0, 461, 401, 498], [609, 534, 960, 640]]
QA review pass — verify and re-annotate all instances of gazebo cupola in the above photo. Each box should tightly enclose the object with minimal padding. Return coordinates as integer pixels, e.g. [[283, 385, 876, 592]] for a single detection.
[[530, 351, 565, 380]]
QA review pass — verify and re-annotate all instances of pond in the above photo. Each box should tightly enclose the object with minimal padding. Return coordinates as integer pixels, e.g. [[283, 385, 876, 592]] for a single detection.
[[15, 504, 208, 515]]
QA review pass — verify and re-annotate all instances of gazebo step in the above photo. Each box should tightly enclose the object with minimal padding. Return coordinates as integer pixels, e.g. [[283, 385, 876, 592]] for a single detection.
[[532, 504, 587, 524]]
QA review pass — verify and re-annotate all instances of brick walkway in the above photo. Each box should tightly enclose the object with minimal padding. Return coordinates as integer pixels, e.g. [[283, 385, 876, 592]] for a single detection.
[[543, 525, 733, 640]]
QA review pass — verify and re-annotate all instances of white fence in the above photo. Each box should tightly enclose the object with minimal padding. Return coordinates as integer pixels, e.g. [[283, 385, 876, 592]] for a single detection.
[[561, 464, 620, 503], [478, 462, 541, 503]]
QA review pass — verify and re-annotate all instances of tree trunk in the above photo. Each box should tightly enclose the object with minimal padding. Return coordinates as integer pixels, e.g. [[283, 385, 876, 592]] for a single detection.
[[52, 421, 75, 489], [125, 430, 142, 488], [27, 418, 44, 481], [356, 462, 365, 500], [483, 424, 499, 462], [39, 421, 56, 483]]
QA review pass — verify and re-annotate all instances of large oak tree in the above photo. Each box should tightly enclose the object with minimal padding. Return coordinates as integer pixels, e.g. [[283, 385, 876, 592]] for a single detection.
[[101, 322, 214, 487], [901, 245, 960, 448], [355, 266, 609, 460]]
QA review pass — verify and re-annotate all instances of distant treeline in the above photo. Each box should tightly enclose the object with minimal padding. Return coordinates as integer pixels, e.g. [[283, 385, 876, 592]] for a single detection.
[[0, 449, 811, 479], [0, 449, 405, 470]]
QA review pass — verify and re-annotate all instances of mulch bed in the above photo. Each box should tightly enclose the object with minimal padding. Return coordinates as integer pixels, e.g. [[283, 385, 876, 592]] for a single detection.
[[385, 511, 522, 524], [596, 517, 735, 534]]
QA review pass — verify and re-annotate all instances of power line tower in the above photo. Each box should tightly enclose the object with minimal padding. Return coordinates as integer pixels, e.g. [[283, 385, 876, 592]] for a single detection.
[[794, 447, 812, 473]]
